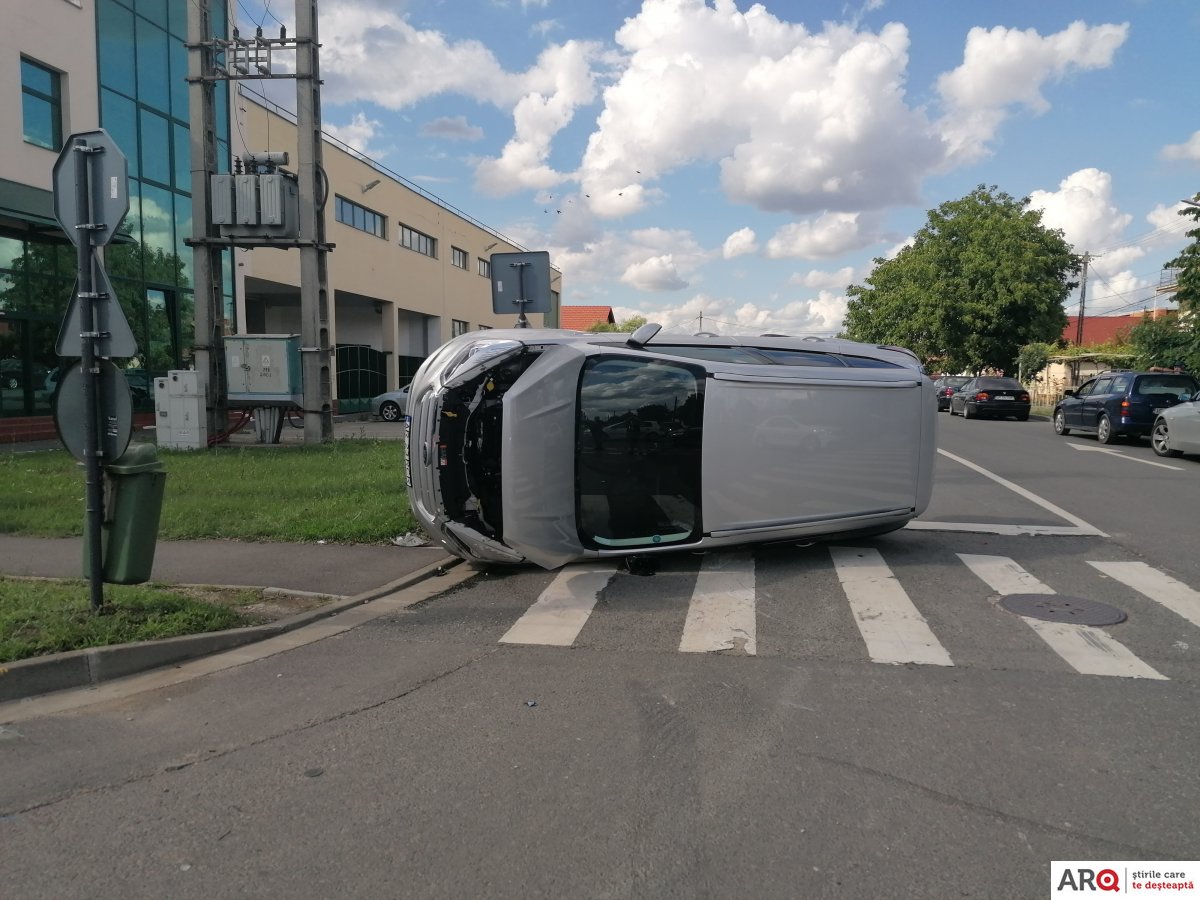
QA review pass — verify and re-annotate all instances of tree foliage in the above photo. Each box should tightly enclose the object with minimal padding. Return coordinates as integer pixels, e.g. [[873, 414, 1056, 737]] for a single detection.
[[1128, 314, 1197, 372], [1016, 342, 1054, 381], [844, 186, 1078, 374], [589, 314, 647, 333], [1167, 197, 1200, 315]]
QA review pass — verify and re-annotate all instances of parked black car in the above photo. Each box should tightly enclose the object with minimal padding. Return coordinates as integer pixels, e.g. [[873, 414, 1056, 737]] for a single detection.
[[933, 375, 970, 411], [1053, 370, 1199, 444], [948, 376, 1031, 420]]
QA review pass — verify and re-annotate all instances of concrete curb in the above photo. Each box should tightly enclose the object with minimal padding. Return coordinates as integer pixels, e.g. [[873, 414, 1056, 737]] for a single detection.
[[0, 555, 458, 703]]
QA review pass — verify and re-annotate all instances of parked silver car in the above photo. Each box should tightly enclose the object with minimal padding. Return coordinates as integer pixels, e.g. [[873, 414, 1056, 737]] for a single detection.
[[1151, 391, 1200, 458], [370, 385, 410, 422], [405, 325, 935, 569]]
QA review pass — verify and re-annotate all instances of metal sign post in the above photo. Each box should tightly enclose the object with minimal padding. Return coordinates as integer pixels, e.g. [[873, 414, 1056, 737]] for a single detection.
[[490, 251, 552, 329], [52, 129, 133, 612]]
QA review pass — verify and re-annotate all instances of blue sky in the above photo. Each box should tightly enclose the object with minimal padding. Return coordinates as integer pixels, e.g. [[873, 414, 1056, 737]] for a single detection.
[[235, 0, 1200, 335]]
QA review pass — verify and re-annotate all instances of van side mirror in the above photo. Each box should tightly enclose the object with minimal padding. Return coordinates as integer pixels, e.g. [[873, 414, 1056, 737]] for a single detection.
[[1063, 389, 1076, 397]]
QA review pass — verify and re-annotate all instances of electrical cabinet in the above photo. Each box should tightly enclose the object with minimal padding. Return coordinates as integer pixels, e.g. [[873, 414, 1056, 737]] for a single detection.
[[225, 334, 303, 405], [154, 370, 208, 450]]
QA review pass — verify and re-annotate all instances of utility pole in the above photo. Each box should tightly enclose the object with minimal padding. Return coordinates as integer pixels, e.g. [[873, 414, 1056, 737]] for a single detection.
[[187, 0, 228, 439], [296, 0, 333, 442], [1072, 251, 1095, 386]]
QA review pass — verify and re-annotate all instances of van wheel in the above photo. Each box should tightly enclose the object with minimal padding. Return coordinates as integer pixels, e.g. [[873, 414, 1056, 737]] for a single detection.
[[1097, 415, 1116, 444], [1053, 410, 1070, 435]]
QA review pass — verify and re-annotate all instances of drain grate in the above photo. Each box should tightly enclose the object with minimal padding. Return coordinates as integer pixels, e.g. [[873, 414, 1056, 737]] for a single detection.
[[998, 593, 1126, 626]]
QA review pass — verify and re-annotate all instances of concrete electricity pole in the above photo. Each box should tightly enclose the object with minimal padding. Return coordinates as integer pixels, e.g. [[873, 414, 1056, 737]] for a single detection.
[[186, 0, 228, 439], [295, 0, 333, 443]]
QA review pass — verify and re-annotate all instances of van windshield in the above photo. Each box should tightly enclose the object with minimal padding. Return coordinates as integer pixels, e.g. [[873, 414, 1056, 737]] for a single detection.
[[575, 356, 704, 549]]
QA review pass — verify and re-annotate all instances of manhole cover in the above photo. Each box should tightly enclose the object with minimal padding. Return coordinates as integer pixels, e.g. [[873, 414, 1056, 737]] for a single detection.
[[998, 593, 1126, 626]]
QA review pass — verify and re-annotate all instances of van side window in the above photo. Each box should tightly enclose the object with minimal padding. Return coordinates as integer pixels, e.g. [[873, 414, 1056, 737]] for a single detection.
[[1091, 377, 1114, 395]]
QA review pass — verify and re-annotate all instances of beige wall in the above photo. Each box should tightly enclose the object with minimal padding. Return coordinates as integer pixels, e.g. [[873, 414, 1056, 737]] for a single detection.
[[0, 0, 99, 189], [233, 90, 562, 393]]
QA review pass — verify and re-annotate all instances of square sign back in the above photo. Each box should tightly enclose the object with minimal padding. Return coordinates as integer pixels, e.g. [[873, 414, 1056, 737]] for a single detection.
[[490, 251, 552, 315]]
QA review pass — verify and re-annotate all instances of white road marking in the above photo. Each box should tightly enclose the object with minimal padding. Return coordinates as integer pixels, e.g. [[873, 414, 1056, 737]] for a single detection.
[[934, 449, 1106, 537], [1089, 561, 1200, 630], [829, 546, 953, 666], [679, 553, 756, 655], [958, 554, 1166, 680], [1066, 443, 1183, 471], [499, 565, 616, 646]]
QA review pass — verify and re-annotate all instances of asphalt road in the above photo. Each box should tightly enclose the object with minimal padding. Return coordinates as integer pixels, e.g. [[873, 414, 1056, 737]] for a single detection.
[[2, 412, 1198, 899]]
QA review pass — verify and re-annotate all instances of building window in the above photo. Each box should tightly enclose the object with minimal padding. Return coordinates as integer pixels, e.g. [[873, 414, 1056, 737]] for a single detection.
[[452, 319, 469, 337], [477, 258, 490, 278], [335, 196, 386, 238], [451, 247, 468, 270], [21, 58, 63, 151], [401, 224, 436, 258]]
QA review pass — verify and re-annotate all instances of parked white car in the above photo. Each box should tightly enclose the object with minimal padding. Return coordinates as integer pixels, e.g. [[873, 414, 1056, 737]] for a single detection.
[[405, 325, 935, 569], [1151, 392, 1200, 458]]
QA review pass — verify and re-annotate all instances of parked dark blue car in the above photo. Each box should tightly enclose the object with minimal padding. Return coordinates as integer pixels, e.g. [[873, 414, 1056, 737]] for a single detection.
[[1053, 370, 1199, 444]]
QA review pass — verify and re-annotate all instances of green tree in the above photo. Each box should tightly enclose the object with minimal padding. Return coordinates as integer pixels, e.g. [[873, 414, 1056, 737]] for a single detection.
[[1128, 314, 1196, 372], [844, 186, 1078, 374], [1016, 342, 1054, 381], [589, 314, 647, 333], [1167, 197, 1200, 315]]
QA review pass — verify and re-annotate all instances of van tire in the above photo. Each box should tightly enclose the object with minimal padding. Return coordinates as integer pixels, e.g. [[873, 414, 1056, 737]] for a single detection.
[[1097, 415, 1116, 444]]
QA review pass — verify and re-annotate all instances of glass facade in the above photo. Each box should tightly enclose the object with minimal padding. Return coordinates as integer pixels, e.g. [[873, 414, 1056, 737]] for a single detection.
[[0, 0, 231, 421]]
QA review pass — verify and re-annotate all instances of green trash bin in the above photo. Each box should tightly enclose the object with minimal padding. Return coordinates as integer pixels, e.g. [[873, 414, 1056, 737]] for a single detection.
[[90, 443, 168, 584]]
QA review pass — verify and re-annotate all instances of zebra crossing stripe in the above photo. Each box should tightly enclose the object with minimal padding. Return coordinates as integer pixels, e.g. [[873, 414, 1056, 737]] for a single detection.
[[958, 554, 1166, 680], [829, 546, 953, 667], [679, 553, 756, 655], [499, 566, 616, 646], [1088, 561, 1200, 630]]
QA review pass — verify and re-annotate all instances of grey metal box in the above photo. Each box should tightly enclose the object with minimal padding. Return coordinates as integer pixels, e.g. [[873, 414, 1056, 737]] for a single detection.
[[235, 174, 259, 224], [210, 174, 236, 225]]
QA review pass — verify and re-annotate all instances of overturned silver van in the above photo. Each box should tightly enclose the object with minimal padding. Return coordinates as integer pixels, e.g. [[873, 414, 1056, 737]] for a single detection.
[[405, 324, 934, 569]]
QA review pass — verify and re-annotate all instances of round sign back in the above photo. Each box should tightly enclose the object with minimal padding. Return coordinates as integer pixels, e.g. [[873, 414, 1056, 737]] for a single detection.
[[53, 359, 133, 463]]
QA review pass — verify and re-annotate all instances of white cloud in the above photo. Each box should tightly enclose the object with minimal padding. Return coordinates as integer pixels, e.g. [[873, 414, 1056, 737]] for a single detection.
[[548, 226, 710, 296], [765, 212, 882, 260], [474, 41, 603, 195], [578, 3, 942, 217], [1027, 168, 1140, 276], [324, 112, 384, 158], [606, 291, 849, 338], [419, 116, 484, 141], [722, 227, 758, 259], [1162, 131, 1200, 163], [621, 256, 688, 292], [936, 21, 1129, 163], [790, 266, 856, 291]]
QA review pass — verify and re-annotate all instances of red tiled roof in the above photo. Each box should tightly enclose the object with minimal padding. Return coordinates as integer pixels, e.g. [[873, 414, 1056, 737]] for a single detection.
[[1062, 313, 1155, 346], [560, 305, 615, 330]]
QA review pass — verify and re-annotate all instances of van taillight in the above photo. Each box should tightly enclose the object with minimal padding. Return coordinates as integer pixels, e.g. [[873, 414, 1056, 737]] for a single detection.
[[1120, 400, 1131, 413]]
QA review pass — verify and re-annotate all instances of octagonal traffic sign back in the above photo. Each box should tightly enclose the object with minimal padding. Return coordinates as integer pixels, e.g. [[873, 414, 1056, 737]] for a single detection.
[[52, 129, 129, 248]]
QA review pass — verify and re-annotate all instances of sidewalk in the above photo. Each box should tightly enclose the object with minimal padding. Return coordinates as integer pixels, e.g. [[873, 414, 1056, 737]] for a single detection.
[[1, 414, 457, 702]]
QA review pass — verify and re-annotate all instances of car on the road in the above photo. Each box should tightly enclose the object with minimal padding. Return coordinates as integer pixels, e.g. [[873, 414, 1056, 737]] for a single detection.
[[932, 375, 970, 411], [948, 376, 1031, 420], [1150, 391, 1200, 458], [1053, 370, 1199, 444], [404, 325, 935, 569], [0, 359, 49, 391], [370, 385, 410, 422]]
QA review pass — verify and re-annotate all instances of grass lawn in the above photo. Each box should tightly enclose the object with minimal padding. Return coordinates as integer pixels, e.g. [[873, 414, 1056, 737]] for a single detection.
[[0, 576, 332, 664], [0, 439, 419, 542], [0, 439, 416, 664]]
